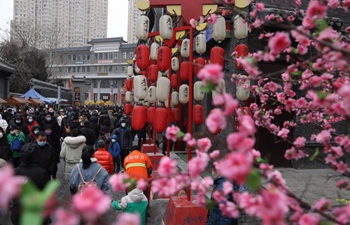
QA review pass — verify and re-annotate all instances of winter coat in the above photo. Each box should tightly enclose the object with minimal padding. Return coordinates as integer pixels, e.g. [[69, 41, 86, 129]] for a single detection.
[[40, 118, 60, 136], [111, 188, 148, 225], [70, 159, 111, 195], [113, 127, 131, 149], [7, 131, 26, 158], [94, 147, 114, 174], [26, 120, 39, 137], [81, 127, 96, 146], [0, 114, 8, 132], [0, 129, 12, 163], [108, 134, 120, 158], [89, 117, 100, 140], [47, 133, 61, 164], [60, 135, 86, 179], [36, 143, 56, 176], [206, 176, 238, 225]]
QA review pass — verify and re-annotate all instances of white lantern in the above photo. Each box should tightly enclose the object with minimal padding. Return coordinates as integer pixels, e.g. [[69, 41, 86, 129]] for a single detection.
[[164, 99, 170, 108], [181, 38, 190, 58], [194, 81, 204, 101], [236, 75, 250, 101], [171, 57, 179, 71], [179, 84, 189, 104], [135, 64, 140, 74], [171, 91, 179, 106], [150, 42, 159, 60], [156, 77, 170, 102], [148, 86, 157, 103], [125, 91, 133, 103], [133, 75, 148, 100], [127, 66, 133, 77], [234, 15, 248, 39], [136, 15, 149, 41], [212, 15, 226, 42], [195, 34, 206, 55], [159, 15, 173, 40], [212, 78, 226, 97]]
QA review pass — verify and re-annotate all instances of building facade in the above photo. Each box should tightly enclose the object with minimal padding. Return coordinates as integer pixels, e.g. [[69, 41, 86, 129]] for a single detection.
[[44, 37, 136, 106], [0, 59, 14, 99], [12, 0, 108, 48], [127, 0, 143, 43]]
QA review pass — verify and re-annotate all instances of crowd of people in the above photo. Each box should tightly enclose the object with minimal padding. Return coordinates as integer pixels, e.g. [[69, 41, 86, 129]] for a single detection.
[[0, 105, 153, 225]]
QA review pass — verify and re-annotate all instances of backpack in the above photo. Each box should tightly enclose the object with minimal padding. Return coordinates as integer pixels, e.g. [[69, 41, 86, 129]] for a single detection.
[[76, 164, 103, 193]]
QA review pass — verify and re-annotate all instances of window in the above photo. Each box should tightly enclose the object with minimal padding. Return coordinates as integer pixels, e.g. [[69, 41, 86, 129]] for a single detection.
[[87, 67, 90, 72], [83, 54, 86, 60], [95, 53, 98, 60], [129, 51, 134, 59], [68, 55, 71, 60], [99, 53, 102, 60], [114, 52, 118, 59], [99, 66, 102, 72], [122, 52, 127, 59], [73, 54, 76, 60], [100, 80, 110, 88], [72, 67, 76, 72], [68, 67, 71, 72], [77, 55, 81, 61], [109, 53, 113, 59], [121, 66, 126, 72], [113, 66, 117, 72], [94, 67, 98, 72], [87, 54, 90, 60], [109, 66, 112, 72], [104, 53, 108, 59], [77, 67, 80, 72], [82, 67, 85, 72]]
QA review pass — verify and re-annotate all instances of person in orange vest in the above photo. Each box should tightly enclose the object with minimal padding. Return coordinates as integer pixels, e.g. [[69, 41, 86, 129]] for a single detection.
[[124, 145, 152, 181]]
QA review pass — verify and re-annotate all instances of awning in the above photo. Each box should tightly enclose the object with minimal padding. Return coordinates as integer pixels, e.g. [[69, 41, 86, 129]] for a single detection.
[[0, 98, 7, 104], [21, 88, 55, 104], [28, 98, 45, 106], [5, 97, 29, 105]]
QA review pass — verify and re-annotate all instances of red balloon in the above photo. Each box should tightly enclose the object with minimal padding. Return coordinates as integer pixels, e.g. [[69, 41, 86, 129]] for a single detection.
[[154, 108, 168, 132], [193, 104, 204, 125], [157, 46, 171, 71], [180, 61, 192, 81], [147, 106, 156, 125], [210, 46, 225, 67], [234, 44, 249, 70], [126, 79, 133, 91], [136, 44, 150, 69], [149, 65, 158, 82], [172, 108, 181, 122], [170, 74, 178, 88], [124, 104, 133, 115], [194, 57, 206, 76], [132, 105, 147, 130]]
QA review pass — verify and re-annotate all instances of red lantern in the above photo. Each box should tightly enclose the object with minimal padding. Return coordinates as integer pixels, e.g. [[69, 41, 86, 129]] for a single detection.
[[180, 61, 192, 81], [147, 106, 156, 125], [172, 108, 181, 122], [141, 69, 149, 79], [234, 44, 249, 70], [124, 104, 133, 115], [154, 108, 168, 132], [131, 105, 147, 130], [157, 46, 171, 71], [136, 44, 150, 69], [170, 74, 178, 88], [210, 46, 225, 67], [194, 57, 206, 76], [193, 104, 204, 125], [126, 78, 133, 91], [149, 65, 158, 82]]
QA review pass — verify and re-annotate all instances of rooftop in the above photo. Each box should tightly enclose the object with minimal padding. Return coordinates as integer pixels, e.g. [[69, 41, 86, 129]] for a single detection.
[[87, 37, 127, 44], [0, 58, 15, 74]]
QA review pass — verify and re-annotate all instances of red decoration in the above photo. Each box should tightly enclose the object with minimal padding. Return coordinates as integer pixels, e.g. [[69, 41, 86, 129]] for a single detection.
[[154, 107, 168, 132], [157, 46, 171, 71], [234, 44, 249, 70], [210, 46, 225, 67], [170, 74, 178, 88], [124, 104, 133, 115], [193, 104, 204, 125], [194, 57, 206, 76], [149, 65, 158, 82], [147, 106, 156, 124], [180, 61, 191, 81], [131, 105, 147, 130], [172, 108, 181, 122], [126, 78, 133, 91], [136, 44, 150, 69]]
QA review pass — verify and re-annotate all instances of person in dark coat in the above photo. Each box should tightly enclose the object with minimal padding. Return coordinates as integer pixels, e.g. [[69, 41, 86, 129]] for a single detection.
[[113, 120, 132, 169], [40, 112, 60, 137], [44, 125, 61, 179], [81, 121, 96, 147], [35, 131, 56, 178], [0, 126, 12, 163], [25, 125, 41, 144], [11, 143, 50, 225], [13, 113, 29, 136], [100, 119, 113, 149], [89, 116, 101, 139], [108, 134, 121, 173]]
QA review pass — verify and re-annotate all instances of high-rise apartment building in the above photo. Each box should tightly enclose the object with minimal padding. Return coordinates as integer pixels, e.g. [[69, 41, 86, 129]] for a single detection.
[[12, 0, 108, 48], [127, 0, 142, 43]]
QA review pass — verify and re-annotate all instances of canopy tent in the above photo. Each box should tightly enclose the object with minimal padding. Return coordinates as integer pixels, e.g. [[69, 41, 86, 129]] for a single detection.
[[21, 89, 55, 104], [28, 98, 44, 106], [5, 97, 29, 105]]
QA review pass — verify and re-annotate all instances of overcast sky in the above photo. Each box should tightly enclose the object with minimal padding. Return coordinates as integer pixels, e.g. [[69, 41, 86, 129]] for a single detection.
[[0, 0, 128, 40]]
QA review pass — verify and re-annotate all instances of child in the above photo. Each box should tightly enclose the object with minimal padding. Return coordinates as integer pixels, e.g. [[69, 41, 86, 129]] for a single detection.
[[111, 188, 148, 225], [108, 134, 121, 173], [94, 140, 114, 174]]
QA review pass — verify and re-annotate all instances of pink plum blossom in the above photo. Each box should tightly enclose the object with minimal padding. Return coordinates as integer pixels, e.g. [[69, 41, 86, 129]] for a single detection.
[[0, 164, 24, 211], [299, 213, 321, 225], [197, 64, 224, 85], [294, 137, 306, 149], [53, 208, 80, 225], [306, 0, 327, 20], [210, 150, 220, 159], [268, 32, 291, 53], [315, 130, 331, 143], [213, 93, 239, 116], [157, 156, 178, 177], [113, 213, 140, 225], [136, 179, 148, 190], [71, 186, 111, 222], [255, 2, 265, 11], [277, 128, 290, 140], [313, 197, 331, 211], [207, 14, 217, 24], [109, 173, 132, 192], [206, 108, 226, 134], [188, 154, 209, 178], [196, 138, 212, 152], [165, 125, 180, 142]]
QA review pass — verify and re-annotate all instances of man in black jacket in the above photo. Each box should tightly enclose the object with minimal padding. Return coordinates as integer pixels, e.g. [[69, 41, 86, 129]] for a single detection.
[[35, 131, 56, 179], [12, 143, 50, 225], [113, 120, 132, 169], [81, 121, 96, 147]]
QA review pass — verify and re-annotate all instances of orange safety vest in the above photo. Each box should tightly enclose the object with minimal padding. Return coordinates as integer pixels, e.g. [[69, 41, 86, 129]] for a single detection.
[[124, 150, 152, 180]]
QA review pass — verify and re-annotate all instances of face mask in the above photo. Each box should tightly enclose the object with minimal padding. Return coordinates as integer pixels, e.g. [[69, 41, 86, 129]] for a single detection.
[[121, 123, 126, 127], [37, 141, 46, 147], [0, 132, 3, 138], [46, 117, 52, 122], [123, 115, 127, 119], [15, 120, 21, 124], [10, 131, 15, 134], [34, 130, 39, 135], [28, 119, 33, 123], [45, 131, 52, 135], [112, 139, 116, 142]]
